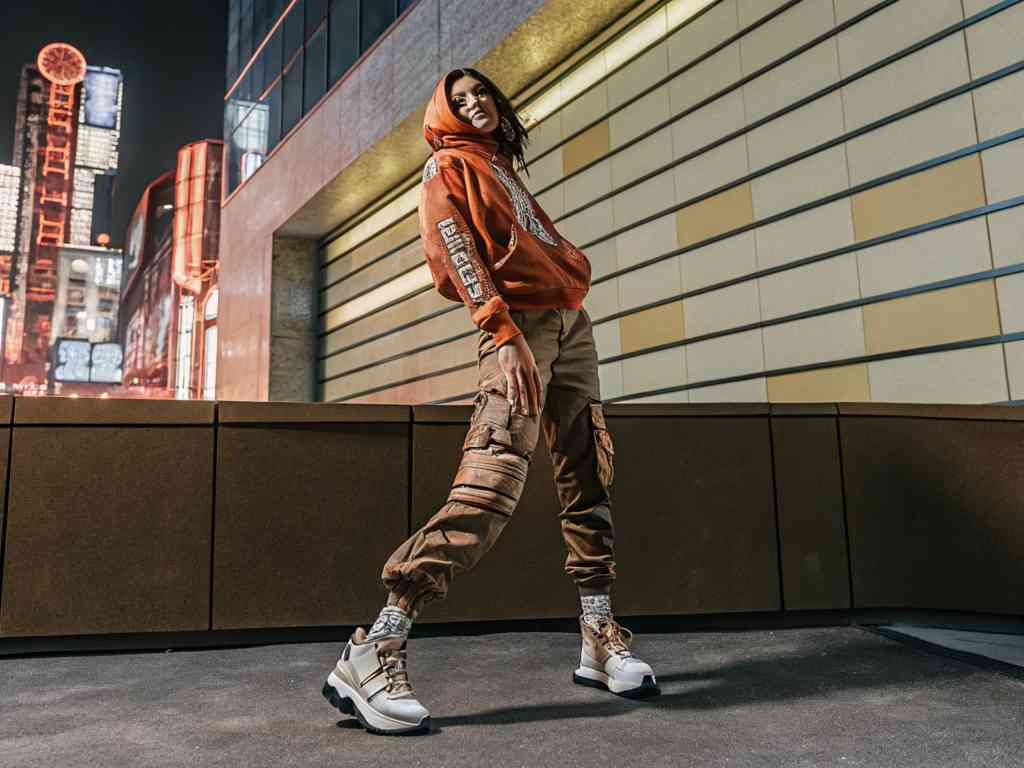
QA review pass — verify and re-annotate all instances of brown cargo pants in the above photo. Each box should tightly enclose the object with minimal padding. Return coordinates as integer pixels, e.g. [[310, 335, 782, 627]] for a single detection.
[[381, 307, 616, 616]]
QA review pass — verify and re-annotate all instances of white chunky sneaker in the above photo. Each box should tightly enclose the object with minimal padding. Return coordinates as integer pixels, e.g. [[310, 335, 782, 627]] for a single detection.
[[573, 616, 660, 698], [322, 626, 430, 735]]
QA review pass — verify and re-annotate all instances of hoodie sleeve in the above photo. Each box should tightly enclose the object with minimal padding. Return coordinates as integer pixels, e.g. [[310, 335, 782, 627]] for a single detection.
[[419, 158, 522, 347]]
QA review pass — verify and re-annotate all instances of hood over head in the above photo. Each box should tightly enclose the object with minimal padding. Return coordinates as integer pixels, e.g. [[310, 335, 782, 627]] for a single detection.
[[423, 71, 499, 153]]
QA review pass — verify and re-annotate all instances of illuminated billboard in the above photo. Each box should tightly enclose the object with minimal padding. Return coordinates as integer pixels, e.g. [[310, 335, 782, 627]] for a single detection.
[[53, 338, 92, 382], [83, 68, 122, 129], [90, 341, 123, 383]]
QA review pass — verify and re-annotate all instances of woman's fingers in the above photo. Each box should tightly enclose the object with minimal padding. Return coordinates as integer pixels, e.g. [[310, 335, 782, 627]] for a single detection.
[[515, 367, 532, 416], [533, 367, 544, 414]]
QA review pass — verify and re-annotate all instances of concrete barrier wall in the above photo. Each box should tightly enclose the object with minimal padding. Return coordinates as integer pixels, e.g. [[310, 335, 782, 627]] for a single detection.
[[0, 398, 1021, 640]]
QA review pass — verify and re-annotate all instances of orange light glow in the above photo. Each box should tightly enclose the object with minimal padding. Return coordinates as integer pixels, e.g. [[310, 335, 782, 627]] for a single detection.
[[37, 43, 87, 86], [97, 233, 111, 246]]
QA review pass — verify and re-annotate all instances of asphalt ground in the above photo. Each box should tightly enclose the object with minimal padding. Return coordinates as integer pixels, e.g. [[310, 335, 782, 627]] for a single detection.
[[2, 626, 1022, 767]]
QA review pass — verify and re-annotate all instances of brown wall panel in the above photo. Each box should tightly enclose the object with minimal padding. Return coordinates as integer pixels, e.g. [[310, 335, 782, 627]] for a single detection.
[[213, 421, 409, 629], [0, 425, 214, 636], [608, 414, 780, 616], [841, 416, 1024, 614], [411, 419, 577, 623], [771, 415, 851, 610]]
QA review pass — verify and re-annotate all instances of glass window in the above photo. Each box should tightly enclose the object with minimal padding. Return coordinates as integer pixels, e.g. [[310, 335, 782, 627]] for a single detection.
[[306, 0, 328, 38], [266, 79, 283, 151], [203, 324, 218, 400], [282, 51, 304, 135], [254, 0, 271, 44], [304, 24, 327, 113], [226, 101, 268, 193], [175, 296, 195, 400], [264, 25, 283, 85], [284, 0, 306, 64], [251, 48, 266, 100], [361, 0, 396, 52], [328, 0, 358, 85], [398, 0, 416, 12], [240, 0, 255, 67]]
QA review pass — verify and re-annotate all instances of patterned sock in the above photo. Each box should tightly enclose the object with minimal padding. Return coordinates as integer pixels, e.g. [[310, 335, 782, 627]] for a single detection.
[[580, 593, 613, 629], [366, 605, 413, 642]]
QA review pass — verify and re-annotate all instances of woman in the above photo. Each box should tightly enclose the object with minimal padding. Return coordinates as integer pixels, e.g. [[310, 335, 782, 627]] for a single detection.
[[322, 68, 659, 736]]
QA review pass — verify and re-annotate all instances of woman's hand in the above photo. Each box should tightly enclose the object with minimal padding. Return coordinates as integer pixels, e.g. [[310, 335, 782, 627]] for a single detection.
[[498, 335, 543, 416]]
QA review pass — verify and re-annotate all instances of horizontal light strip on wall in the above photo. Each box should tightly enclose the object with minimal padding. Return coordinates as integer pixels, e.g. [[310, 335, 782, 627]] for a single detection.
[[319, 0, 726, 270], [319, 0, 1020, 315], [321, 259, 429, 318], [319, 194, 1024, 381], [326, 257, 1024, 403], [322, 263, 432, 329]]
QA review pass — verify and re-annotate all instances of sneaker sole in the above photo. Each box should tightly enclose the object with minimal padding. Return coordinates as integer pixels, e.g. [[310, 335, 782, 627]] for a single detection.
[[572, 668, 661, 699], [322, 674, 431, 736]]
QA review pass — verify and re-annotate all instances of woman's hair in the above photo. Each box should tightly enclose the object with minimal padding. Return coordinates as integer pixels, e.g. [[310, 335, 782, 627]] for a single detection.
[[446, 68, 530, 174]]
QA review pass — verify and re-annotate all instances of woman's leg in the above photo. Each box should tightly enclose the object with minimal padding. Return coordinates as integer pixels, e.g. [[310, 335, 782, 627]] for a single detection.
[[381, 310, 560, 616]]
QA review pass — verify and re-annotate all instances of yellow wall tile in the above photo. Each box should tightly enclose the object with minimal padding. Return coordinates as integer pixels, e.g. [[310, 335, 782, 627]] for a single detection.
[[851, 155, 986, 242], [767, 364, 870, 402], [862, 280, 1001, 356], [677, 182, 754, 248], [619, 300, 685, 354], [562, 120, 610, 176]]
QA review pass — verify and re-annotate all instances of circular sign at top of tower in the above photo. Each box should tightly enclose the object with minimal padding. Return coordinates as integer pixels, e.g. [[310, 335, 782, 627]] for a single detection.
[[37, 43, 87, 86]]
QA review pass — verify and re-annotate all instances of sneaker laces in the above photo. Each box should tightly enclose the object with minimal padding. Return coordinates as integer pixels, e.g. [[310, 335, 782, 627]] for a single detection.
[[589, 617, 634, 657], [378, 645, 414, 697]]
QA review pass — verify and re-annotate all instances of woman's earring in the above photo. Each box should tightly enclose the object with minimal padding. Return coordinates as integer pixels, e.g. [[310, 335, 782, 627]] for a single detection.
[[500, 115, 516, 143]]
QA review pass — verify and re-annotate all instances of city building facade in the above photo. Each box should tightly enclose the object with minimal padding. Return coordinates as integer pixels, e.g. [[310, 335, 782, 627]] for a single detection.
[[3, 43, 124, 394], [217, 0, 1024, 407]]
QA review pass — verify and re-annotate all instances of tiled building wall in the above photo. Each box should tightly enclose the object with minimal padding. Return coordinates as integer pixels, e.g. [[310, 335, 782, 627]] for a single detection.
[[318, 0, 1024, 405]]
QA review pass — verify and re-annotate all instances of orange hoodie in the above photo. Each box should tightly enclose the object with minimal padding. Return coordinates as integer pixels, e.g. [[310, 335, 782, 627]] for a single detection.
[[419, 73, 592, 347]]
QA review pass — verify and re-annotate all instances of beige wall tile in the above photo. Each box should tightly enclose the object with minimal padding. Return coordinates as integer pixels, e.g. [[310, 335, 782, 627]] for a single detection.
[[585, 239, 618, 280], [758, 252, 861, 321], [763, 307, 866, 370], [613, 170, 677, 229], [322, 289, 452, 356], [611, 127, 674, 189], [754, 199, 856, 270], [963, 0, 1006, 13], [562, 81, 609, 138], [1004, 341, 1024, 400], [324, 240, 423, 309], [623, 389, 690, 403], [833, 0, 876, 24], [563, 120, 611, 176], [767, 363, 870, 402], [981, 140, 1024, 204], [583, 277, 620, 319], [323, 213, 419, 285], [689, 377, 768, 403], [592, 317, 622, 359], [608, 42, 669, 110], [618, 300, 686, 354], [987, 207, 1024, 269], [526, 112, 563, 156], [841, 35, 970, 132], [739, 0, 834, 74], [668, 45, 743, 120], [557, 199, 614, 246], [668, 0, 739, 71], [837, 0, 962, 77], [535, 185, 565, 220], [846, 95, 978, 187], [673, 137, 750, 205], [751, 145, 850, 220], [856, 218, 992, 296], [671, 90, 746, 161], [611, 85, 671, 148], [677, 182, 754, 247], [738, 0, 798, 29], [684, 280, 761, 337], [972, 70, 1024, 142], [524, 146, 564, 194], [565, 158, 613, 211], [615, 214, 678, 270], [746, 91, 846, 172], [863, 280, 1001, 356], [996, 272, 1024, 333], [599, 361, 624, 399], [742, 39, 841, 123], [622, 346, 688, 395], [619, 256, 684, 310], [867, 344, 1008, 403], [851, 154, 986, 241], [681, 230, 758, 291], [686, 328, 765, 383], [965, 3, 1024, 79]]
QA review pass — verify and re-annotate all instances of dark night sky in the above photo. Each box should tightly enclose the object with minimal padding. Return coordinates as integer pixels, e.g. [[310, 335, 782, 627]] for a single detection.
[[0, 2, 227, 248]]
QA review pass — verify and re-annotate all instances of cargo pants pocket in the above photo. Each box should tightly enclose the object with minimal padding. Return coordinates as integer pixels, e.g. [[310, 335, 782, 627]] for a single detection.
[[589, 401, 615, 490]]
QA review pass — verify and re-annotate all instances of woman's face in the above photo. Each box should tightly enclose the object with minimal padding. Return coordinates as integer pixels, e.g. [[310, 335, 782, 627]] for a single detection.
[[449, 75, 499, 133]]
